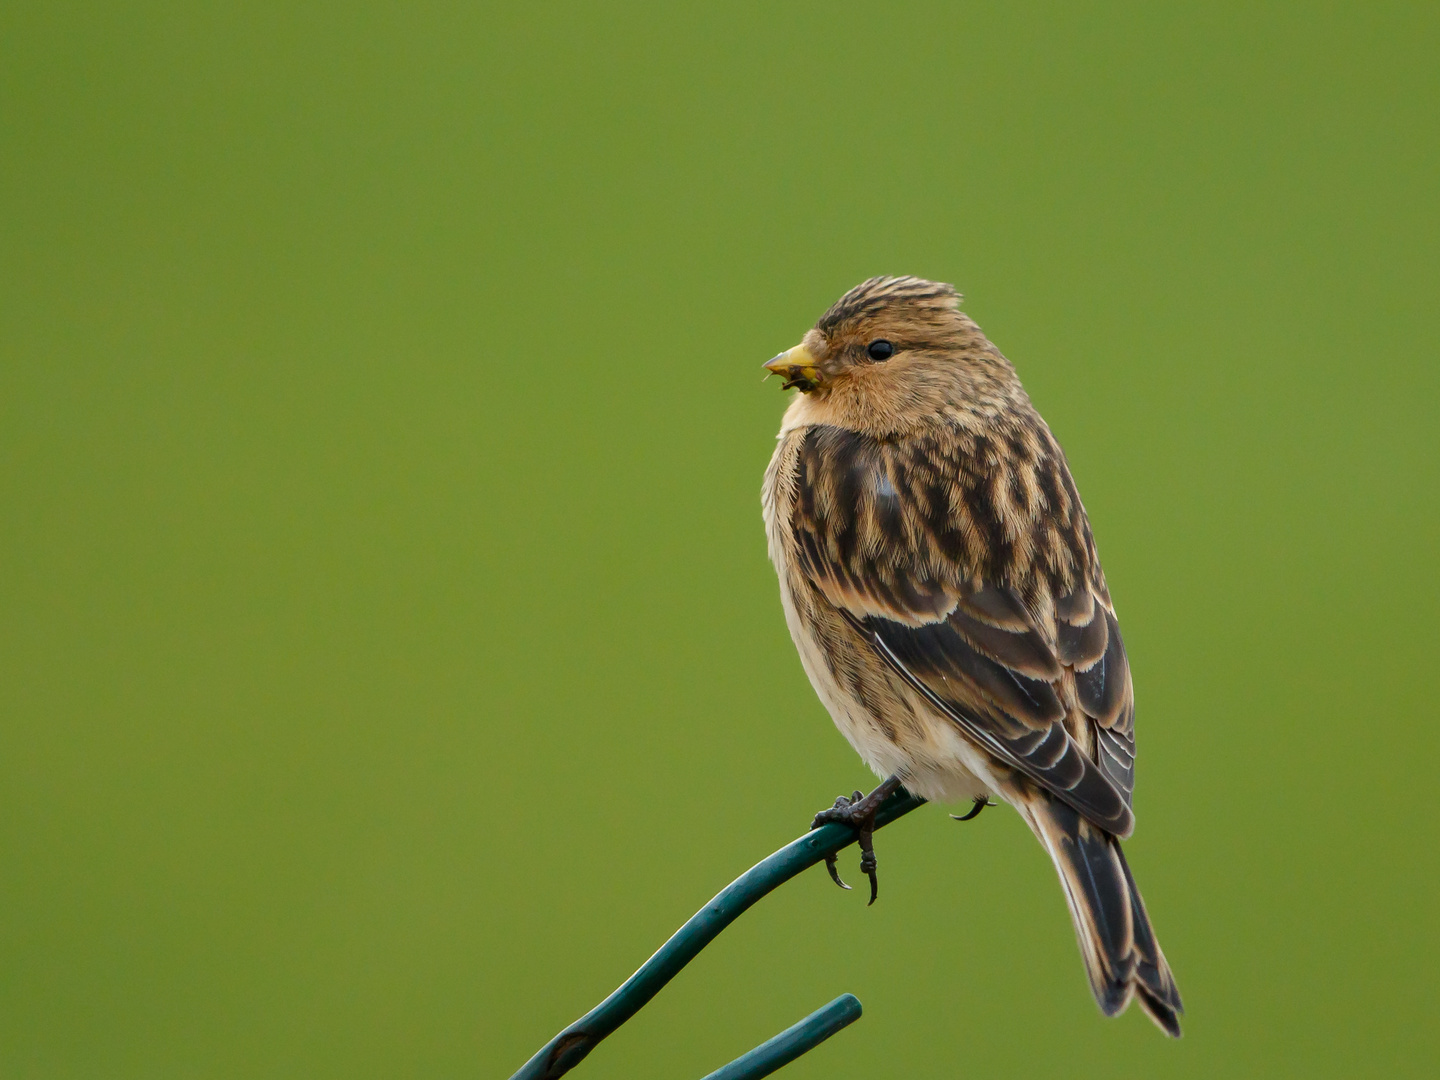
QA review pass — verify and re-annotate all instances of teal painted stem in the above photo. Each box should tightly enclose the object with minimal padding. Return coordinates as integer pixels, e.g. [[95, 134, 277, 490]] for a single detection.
[[699, 994, 863, 1080], [509, 787, 925, 1080]]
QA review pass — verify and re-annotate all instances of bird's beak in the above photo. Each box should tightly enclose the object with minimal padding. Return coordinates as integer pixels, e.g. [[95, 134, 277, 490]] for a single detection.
[[763, 343, 822, 392]]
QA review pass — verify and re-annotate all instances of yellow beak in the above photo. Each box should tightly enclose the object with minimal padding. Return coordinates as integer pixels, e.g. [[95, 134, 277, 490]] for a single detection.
[[763, 343, 821, 391]]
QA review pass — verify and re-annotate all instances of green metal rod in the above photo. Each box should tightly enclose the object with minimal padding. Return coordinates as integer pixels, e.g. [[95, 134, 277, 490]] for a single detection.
[[699, 994, 863, 1080], [509, 787, 925, 1080]]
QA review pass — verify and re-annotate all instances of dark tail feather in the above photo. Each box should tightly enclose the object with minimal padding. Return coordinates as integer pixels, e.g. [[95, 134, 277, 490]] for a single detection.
[[1022, 795, 1184, 1037], [1116, 841, 1185, 1035]]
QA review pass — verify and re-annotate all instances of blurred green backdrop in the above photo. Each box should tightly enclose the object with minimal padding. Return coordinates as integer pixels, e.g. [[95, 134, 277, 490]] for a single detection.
[[3, 2, 1438, 1077]]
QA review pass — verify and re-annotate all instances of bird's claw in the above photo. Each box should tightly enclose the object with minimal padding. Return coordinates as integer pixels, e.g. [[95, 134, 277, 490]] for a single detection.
[[814, 794, 860, 893], [809, 779, 899, 905], [858, 845, 879, 905], [950, 797, 995, 822]]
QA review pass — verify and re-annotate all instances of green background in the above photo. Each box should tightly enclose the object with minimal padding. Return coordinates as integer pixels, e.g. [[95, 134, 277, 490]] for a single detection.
[[3, 2, 1437, 1077]]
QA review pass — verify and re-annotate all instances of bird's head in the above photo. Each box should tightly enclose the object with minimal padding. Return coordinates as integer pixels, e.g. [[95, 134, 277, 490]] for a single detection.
[[765, 276, 1023, 433]]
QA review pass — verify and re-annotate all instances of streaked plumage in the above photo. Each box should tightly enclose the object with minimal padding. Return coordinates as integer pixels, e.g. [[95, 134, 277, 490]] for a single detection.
[[761, 276, 1182, 1035]]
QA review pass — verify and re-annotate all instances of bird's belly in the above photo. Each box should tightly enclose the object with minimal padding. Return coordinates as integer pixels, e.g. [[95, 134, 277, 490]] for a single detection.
[[777, 572, 997, 807], [829, 694, 997, 806]]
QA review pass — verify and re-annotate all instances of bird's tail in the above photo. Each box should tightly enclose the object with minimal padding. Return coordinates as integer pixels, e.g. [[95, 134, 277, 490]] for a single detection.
[[1016, 792, 1184, 1036]]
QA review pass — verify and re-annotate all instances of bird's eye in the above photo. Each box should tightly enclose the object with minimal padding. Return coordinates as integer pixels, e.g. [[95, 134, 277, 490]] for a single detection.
[[866, 339, 894, 362]]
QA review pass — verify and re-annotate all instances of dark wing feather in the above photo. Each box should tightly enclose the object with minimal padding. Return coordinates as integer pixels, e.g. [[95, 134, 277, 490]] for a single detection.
[[1097, 725, 1136, 803], [1075, 608, 1130, 728], [1056, 587, 1136, 803], [793, 424, 1137, 835], [950, 588, 1063, 680]]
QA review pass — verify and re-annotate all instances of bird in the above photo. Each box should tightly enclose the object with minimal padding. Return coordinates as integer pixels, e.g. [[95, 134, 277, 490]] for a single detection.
[[760, 275, 1183, 1036]]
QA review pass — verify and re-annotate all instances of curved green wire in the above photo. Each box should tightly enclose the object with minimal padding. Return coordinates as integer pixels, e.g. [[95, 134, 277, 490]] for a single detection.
[[509, 787, 925, 1079], [700, 994, 863, 1080]]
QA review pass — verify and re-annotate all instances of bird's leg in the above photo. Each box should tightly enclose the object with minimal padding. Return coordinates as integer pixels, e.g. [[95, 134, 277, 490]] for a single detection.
[[810, 775, 903, 905], [950, 796, 995, 822]]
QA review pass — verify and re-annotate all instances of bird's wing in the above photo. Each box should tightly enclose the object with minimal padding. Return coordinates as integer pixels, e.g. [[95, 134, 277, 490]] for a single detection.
[[790, 423, 1136, 837]]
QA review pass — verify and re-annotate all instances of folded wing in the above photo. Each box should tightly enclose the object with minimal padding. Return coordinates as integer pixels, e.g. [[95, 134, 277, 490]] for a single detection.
[[792, 423, 1137, 837]]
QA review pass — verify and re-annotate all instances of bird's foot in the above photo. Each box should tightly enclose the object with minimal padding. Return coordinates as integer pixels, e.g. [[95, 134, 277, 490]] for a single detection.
[[810, 776, 901, 905], [950, 796, 995, 822]]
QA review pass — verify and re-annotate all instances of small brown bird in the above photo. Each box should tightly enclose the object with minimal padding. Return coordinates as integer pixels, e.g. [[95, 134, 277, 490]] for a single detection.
[[761, 276, 1183, 1036]]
